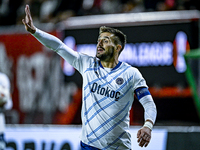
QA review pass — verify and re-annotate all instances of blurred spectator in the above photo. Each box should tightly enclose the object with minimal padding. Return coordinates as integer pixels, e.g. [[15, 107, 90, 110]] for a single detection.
[[0, 0, 23, 25], [182, 0, 200, 10], [122, 0, 145, 13], [144, 0, 160, 11], [82, 0, 103, 15], [40, 0, 58, 23], [156, 0, 177, 11], [1, 0, 200, 26], [100, 0, 122, 14], [47, 0, 83, 23], [17, 0, 44, 25]]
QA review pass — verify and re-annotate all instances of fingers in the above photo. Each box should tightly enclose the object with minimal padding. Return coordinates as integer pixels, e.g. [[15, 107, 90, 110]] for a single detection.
[[25, 5, 28, 17], [22, 19, 25, 25], [138, 134, 151, 147], [22, 15, 30, 28], [27, 5, 32, 16], [137, 128, 151, 147], [137, 129, 141, 138], [24, 4, 33, 24], [22, 4, 36, 34], [23, 5, 29, 25], [137, 131, 144, 143], [138, 139, 149, 147], [22, 18, 28, 28], [25, 5, 32, 21]]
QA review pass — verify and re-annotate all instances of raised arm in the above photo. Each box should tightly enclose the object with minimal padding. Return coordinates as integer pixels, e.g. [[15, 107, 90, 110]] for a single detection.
[[22, 5, 36, 34], [22, 5, 79, 66]]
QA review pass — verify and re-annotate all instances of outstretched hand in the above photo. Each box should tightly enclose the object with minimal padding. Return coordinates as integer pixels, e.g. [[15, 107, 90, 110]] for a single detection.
[[22, 5, 36, 34], [137, 126, 152, 147]]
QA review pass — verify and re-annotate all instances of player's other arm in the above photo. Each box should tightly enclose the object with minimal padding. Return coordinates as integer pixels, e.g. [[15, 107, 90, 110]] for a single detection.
[[0, 93, 13, 110], [134, 87, 157, 147], [0, 73, 13, 110], [22, 5, 78, 65]]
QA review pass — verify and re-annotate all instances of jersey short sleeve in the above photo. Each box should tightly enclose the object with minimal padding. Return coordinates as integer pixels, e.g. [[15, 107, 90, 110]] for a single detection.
[[72, 53, 94, 74], [131, 68, 148, 91]]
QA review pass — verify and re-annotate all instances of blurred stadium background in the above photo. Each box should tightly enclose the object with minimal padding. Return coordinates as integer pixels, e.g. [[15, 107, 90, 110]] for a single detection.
[[0, 0, 200, 149]]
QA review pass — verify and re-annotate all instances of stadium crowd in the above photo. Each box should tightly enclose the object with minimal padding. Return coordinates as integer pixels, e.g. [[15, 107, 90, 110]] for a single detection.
[[0, 0, 200, 26]]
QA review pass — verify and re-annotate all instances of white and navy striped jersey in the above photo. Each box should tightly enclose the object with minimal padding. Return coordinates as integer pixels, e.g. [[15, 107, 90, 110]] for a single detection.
[[33, 28, 156, 150], [71, 53, 148, 149]]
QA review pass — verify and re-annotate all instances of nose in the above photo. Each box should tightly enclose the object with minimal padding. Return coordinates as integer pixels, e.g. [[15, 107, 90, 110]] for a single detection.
[[98, 39, 103, 46]]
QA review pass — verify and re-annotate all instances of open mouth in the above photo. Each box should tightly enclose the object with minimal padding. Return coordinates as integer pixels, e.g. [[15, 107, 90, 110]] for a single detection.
[[97, 47, 105, 52]]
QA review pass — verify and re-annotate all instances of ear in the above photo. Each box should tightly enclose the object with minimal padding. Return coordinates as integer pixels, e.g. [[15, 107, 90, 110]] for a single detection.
[[116, 44, 122, 52]]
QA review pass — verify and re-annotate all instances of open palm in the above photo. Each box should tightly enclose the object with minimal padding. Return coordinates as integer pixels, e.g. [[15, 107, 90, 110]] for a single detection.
[[22, 5, 36, 34]]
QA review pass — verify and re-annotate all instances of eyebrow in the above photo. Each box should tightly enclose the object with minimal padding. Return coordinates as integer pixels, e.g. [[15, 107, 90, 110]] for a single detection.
[[98, 36, 110, 40]]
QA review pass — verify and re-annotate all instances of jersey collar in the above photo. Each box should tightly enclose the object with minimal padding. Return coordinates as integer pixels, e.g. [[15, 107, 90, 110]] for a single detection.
[[99, 61, 122, 71]]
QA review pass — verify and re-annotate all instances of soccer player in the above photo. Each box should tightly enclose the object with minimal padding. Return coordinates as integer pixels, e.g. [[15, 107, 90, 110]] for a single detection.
[[0, 72, 13, 150], [22, 5, 157, 150]]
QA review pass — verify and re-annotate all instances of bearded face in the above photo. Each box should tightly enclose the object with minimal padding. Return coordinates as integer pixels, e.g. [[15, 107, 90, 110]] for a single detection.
[[96, 32, 117, 61]]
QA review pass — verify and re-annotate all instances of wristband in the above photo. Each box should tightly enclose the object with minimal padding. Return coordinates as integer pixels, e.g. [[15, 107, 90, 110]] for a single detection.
[[143, 121, 153, 130]]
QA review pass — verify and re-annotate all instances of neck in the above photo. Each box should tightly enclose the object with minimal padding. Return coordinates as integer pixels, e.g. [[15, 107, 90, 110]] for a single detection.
[[100, 58, 119, 68]]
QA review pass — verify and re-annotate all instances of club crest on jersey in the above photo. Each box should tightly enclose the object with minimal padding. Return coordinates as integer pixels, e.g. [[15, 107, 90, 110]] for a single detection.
[[116, 77, 124, 85]]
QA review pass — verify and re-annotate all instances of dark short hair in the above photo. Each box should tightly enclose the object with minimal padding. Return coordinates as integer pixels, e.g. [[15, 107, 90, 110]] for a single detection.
[[99, 26, 127, 55]]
